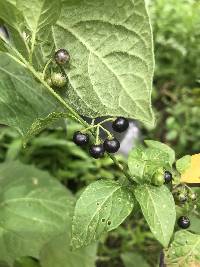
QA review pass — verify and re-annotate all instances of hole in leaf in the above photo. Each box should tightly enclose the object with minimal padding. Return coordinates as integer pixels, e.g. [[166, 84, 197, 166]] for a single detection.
[[107, 220, 111, 226], [101, 218, 105, 223]]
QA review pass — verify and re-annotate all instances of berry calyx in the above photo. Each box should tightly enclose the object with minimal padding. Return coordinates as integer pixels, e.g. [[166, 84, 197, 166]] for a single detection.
[[152, 168, 165, 186], [112, 117, 129, 133], [103, 138, 120, 153], [73, 131, 89, 146], [164, 171, 173, 183], [55, 49, 70, 65], [89, 144, 105, 159], [51, 72, 67, 88], [177, 216, 190, 229], [189, 192, 197, 201]]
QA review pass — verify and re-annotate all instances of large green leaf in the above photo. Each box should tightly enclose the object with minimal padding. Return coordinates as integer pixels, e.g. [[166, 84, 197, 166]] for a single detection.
[[0, 52, 61, 135], [53, 0, 154, 125], [40, 234, 97, 267], [71, 179, 134, 249], [165, 231, 200, 266], [134, 185, 176, 247], [0, 161, 74, 266], [16, 0, 61, 54], [128, 146, 170, 184]]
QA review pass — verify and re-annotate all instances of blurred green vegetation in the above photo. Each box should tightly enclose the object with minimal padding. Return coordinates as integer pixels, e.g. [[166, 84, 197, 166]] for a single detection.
[[143, 0, 200, 157]]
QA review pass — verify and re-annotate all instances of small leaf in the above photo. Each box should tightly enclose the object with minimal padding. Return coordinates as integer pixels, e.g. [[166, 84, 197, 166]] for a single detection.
[[71, 179, 134, 249], [165, 231, 200, 267], [40, 234, 97, 267], [0, 161, 74, 265], [176, 155, 191, 174], [53, 0, 155, 125], [180, 154, 200, 183], [144, 140, 175, 166], [134, 185, 176, 247], [128, 146, 170, 184]]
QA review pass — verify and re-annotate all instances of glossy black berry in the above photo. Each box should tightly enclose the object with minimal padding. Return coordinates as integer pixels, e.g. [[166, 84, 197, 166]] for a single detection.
[[164, 171, 173, 183], [112, 117, 129, 133], [55, 49, 70, 65], [177, 216, 190, 229], [89, 144, 105, 159], [73, 131, 89, 146], [103, 138, 120, 153]]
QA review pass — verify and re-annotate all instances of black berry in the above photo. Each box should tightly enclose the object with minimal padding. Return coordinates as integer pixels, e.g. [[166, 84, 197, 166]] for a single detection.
[[73, 131, 89, 146], [164, 171, 173, 183], [112, 117, 129, 133], [103, 138, 120, 153], [89, 144, 105, 159], [55, 49, 70, 65], [177, 216, 190, 229]]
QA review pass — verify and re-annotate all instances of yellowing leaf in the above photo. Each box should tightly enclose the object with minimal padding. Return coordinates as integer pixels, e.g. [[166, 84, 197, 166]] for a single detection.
[[181, 154, 200, 183]]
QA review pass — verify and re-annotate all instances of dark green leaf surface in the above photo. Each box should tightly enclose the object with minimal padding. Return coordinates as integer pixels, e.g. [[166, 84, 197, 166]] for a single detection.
[[134, 185, 176, 247], [0, 52, 60, 135], [71, 179, 134, 249], [0, 161, 74, 265], [40, 234, 97, 267]]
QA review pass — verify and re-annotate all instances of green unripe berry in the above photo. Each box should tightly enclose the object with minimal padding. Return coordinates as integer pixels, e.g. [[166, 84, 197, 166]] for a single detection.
[[152, 169, 165, 186], [46, 77, 53, 87], [51, 72, 67, 88]]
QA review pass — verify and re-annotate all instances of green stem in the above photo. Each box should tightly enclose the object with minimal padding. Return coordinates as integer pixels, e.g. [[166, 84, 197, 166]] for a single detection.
[[99, 125, 113, 138], [42, 58, 52, 79], [9, 46, 132, 182]]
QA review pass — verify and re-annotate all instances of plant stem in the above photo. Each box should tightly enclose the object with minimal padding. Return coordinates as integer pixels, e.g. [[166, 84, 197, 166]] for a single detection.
[[42, 58, 52, 79], [8, 46, 133, 183]]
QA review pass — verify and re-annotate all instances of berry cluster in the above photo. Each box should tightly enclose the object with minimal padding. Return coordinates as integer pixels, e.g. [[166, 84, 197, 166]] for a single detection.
[[73, 117, 129, 159], [173, 185, 197, 205], [46, 49, 70, 88]]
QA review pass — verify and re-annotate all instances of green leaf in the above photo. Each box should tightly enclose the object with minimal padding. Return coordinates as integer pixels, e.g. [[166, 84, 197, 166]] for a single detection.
[[71, 179, 134, 249], [40, 234, 97, 267], [0, 52, 60, 135], [134, 185, 176, 247], [23, 112, 68, 146], [165, 231, 200, 267], [16, 0, 61, 53], [144, 140, 175, 166], [176, 155, 192, 174], [128, 146, 170, 184], [121, 252, 149, 267], [0, 0, 24, 31], [53, 0, 155, 125], [0, 161, 74, 266], [14, 257, 41, 267]]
